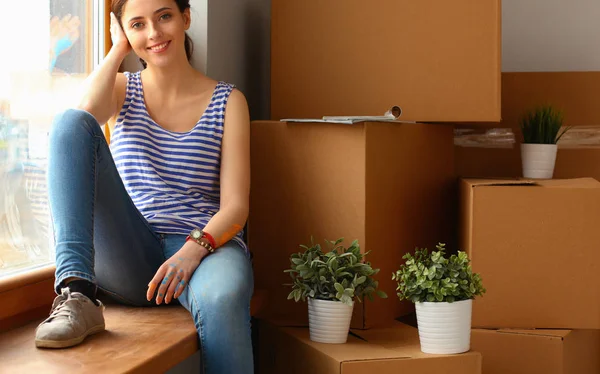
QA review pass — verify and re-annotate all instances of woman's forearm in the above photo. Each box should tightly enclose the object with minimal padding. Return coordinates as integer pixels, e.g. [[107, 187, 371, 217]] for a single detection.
[[202, 202, 249, 248], [77, 49, 126, 124]]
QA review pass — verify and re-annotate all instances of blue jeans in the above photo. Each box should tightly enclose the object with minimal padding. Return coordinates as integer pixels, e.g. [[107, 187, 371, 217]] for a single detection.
[[48, 109, 254, 374]]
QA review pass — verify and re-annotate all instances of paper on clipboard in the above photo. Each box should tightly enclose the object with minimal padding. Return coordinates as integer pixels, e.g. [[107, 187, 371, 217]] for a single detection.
[[281, 106, 414, 124], [322, 106, 402, 122]]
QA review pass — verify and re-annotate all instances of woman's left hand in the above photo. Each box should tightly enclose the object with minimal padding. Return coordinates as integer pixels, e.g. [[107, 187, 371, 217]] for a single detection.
[[147, 241, 208, 305]]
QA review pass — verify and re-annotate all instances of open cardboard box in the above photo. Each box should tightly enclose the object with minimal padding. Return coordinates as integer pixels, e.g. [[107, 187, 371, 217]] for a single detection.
[[459, 178, 600, 329], [472, 328, 600, 374], [257, 319, 482, 374]]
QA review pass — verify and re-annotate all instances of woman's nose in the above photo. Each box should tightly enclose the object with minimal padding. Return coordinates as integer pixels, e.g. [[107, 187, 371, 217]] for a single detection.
[[148, 23, 163, 39]]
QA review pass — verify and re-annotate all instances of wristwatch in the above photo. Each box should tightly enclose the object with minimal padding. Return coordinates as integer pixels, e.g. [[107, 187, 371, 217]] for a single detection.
[[186, 228, 215, 253], [190, 228, 203, 241]]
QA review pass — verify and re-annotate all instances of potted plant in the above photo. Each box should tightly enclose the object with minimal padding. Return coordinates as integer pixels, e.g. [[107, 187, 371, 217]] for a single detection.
[[392, 243, 485, 354], [285, 237, 387, 344], [520, 104, 571, 179]]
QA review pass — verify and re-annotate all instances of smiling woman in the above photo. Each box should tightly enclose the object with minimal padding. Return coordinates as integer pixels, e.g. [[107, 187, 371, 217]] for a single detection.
[[31, 1, 254, 373]]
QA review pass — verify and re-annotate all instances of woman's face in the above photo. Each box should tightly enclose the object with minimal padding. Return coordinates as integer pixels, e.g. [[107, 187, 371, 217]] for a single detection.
[[120, 0, 190, 68]]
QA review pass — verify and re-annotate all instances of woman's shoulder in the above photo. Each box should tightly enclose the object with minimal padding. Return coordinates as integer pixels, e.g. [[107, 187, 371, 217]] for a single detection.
[[218, 81, 236, 91], [222, 87, 249, 123], [191, 73, 247, 113], [226, 87, 246, 105], [206, 78, 235, 95], [201, 77, 245, 107]]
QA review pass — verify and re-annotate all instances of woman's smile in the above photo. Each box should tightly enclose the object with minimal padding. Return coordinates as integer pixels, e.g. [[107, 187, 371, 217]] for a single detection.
[[147, 40, 171, 53]]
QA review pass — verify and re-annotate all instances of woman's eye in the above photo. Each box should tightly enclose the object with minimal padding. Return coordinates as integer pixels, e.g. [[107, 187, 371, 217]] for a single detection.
[[132, 22, 143, 29], [160, 13, 171, 20]]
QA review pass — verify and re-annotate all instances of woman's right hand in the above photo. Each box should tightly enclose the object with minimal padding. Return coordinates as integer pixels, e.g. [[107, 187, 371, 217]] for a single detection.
[[110, 12, 131, 57]]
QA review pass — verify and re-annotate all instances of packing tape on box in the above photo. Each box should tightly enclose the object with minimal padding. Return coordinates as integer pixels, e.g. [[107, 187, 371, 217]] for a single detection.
[[454, 126, 600, 149], [454, 128, 516, 148], [556, 126, 600, 149]]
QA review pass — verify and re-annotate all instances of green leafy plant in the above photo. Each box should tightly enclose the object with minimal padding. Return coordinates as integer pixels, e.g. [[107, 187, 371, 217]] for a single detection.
[[392, 243, 485, 303], [284, 237, 387, 306], [520, 105, 571, 144]]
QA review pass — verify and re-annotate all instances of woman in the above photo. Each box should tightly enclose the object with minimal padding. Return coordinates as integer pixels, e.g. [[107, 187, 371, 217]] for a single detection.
[[34, 0, 254, 373]]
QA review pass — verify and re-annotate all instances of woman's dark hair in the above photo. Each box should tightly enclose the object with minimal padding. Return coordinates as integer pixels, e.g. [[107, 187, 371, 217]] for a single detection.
[[111, 0, 194, 68]]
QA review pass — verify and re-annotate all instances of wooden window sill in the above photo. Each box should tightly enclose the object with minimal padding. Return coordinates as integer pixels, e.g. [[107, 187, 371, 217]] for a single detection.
[[0, 266, 57, 332], [0, 304, 198, 373], [0, 266, 267, 373]]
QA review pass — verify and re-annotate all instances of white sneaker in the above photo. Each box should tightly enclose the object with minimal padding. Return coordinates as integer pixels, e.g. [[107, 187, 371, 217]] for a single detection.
[[35, 288, 105, 348]]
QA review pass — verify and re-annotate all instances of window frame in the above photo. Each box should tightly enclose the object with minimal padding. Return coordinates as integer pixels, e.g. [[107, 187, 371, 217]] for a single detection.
[[0, 0, 111, 332]]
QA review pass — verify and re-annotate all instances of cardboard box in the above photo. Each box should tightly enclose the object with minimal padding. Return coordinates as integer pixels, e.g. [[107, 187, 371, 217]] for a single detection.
[[459, 178, 600, 329], [472, 328, 600, 374], [249, 121, 456, 328], [258, 320, 482, 374], [271, 0, 501, 122]]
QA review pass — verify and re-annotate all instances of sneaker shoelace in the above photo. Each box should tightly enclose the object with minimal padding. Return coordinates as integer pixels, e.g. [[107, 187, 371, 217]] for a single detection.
[[45, 290, 81, 322], [49, 300, 76, 320]]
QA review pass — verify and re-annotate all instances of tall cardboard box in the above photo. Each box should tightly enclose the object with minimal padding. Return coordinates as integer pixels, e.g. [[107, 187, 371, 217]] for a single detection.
[[472, 328, 600, 374], [459, 178, 600, 329], [249, 121, 456, 328], [271, 0, 501, 122], [258, 320, 482, 374]]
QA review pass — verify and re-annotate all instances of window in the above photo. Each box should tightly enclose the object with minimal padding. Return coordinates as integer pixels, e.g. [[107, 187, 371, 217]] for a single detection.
[[0, 0, 104, 279]]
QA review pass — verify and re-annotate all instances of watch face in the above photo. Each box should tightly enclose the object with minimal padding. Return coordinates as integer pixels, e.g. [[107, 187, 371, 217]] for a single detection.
[[191, 229, 202, 239]]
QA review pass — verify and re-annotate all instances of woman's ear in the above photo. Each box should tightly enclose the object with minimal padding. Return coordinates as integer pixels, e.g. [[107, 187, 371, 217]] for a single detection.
[[183, 8, 191, 30]]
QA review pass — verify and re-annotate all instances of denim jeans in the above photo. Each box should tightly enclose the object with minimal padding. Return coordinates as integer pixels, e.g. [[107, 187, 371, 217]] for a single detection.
[[48, 109, 254, 374]]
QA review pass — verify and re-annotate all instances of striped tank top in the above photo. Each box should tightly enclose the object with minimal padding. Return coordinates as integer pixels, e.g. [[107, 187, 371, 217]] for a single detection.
[[109, 71, 247, 252]]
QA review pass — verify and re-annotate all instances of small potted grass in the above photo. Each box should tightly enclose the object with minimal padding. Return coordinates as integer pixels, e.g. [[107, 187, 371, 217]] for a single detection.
[[393, 243, 485, 354], [285, 237, 387, 344], [520, 105, 571, 179]]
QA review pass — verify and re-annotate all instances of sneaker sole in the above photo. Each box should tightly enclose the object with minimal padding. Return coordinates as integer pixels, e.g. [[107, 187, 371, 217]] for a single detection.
[[35, 324, 106, 349]]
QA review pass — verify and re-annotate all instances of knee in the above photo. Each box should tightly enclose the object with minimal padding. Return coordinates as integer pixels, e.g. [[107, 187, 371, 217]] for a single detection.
[[195, 280, 252, 312], [50, 109, 101, 144]]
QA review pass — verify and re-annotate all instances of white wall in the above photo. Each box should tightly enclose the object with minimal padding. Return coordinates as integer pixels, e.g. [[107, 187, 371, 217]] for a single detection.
[[189, 0, 209, 74], [503, 0, 600, 72]]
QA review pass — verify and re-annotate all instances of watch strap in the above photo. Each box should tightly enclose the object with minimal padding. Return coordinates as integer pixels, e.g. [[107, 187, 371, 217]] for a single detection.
[[186, 235, 215, 253]]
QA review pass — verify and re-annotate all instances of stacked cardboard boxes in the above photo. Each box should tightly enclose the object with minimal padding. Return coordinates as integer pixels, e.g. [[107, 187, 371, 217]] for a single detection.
[[253, 0, 500, 323], [454, 71, 600, 373], [459, 178, 600, 373], [251, 0, 502, 372], [245, 1, 600, 373]]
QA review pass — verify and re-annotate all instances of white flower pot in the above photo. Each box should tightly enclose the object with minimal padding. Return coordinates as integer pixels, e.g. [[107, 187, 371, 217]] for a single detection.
[[308, 298, 354, 344], [521, 143, 558, 179], [415, 299, 472, 354]]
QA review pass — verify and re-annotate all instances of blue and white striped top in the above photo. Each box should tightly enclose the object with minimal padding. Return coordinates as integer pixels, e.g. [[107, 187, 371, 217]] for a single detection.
[[109, 71, 247, 252]]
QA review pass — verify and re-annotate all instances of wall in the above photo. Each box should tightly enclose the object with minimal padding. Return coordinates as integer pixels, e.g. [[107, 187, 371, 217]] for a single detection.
[[502, 0, 600, 72], [189, 0, 209, 74], [207, 0, 271, 120]]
